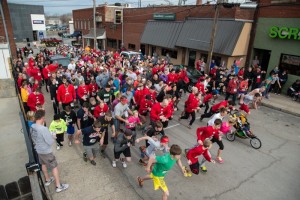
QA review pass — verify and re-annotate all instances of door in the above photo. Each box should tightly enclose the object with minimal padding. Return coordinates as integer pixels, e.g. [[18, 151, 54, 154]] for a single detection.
[[188, 50, 196, 67], [32, 31, 37, 41], [253, 48, 271, 72], [140, 44, 145, 55]]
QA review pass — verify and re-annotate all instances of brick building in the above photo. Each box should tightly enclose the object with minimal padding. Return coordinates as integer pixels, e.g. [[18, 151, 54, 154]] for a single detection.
[[249, 0, 300, 92], [73, 4, 255, 68], [0, 0, 17, 97]]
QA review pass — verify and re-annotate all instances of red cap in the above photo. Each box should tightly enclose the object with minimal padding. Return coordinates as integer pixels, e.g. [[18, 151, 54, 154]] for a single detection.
[[160, 136, 169, 144], [120, 96, 128, 104]]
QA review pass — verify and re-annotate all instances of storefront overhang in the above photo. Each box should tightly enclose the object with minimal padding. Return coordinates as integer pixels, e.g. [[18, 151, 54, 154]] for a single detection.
[[83, 28, 106, 39], [176, 18, 245, 56], [140, 21, 183, 49]]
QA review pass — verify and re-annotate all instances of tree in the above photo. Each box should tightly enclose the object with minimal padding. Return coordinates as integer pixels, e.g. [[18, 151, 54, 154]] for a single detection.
[[60, 13, 72, 25]]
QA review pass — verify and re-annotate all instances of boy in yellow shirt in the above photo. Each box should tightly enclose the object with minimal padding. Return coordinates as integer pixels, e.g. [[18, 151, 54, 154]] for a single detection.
[[49, 114, 67, 150]]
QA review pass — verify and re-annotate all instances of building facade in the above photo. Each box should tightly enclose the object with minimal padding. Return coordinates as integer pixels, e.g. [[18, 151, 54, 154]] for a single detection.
[[8, 3, 45, 42], [251, 0, 300, 92], [73, 4, 255, 68]]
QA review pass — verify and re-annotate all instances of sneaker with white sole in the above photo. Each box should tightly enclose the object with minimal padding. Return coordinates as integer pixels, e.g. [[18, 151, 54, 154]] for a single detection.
[[122, 161, 127, 168], [112, 160, 117, 168], [68, 141, 72, 146], [56, 144, 60, 150], [45, 177, 54, 187], [55, 184, 69, 193]]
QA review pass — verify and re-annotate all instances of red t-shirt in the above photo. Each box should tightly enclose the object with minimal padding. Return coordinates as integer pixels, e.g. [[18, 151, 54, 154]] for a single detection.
[[186, 145, 212, 164], [196, 126, 219, 142]]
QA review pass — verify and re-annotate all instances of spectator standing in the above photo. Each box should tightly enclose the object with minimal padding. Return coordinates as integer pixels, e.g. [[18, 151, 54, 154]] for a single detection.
[[30, 110, 69, 192]]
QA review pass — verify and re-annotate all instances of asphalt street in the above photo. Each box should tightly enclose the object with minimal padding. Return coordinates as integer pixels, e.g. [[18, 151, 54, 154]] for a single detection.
[[44, 90, 300, 200], [20, 41, 300, 200]]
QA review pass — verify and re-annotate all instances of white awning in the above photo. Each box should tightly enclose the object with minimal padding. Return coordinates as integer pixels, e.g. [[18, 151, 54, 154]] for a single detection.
[[83, 28, 106, 39]]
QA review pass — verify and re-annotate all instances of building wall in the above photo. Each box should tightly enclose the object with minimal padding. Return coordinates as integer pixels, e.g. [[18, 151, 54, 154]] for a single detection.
[[8, 3, 44, 42], [0, 0, 17, 59], [252, 17, 300, 92], [232, 23, 252, 56]]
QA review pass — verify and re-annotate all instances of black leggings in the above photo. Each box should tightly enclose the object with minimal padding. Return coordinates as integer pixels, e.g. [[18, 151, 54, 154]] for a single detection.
[[200, 108, 215, 120], [181, 111, 196, 125], [189, 162, 200, 175], [211, 137, 224, 150], [200, 102, 210, 114]]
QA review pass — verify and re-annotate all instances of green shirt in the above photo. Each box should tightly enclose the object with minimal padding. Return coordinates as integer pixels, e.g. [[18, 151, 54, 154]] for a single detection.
[[152, 153, 177, 177]]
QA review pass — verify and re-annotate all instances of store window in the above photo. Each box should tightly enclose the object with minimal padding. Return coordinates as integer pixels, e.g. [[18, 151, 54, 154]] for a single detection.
[[161, 48, 178, 59], [107, 38, 117, 49], [128, 43, 136, 50], [279, 54, 300, 76]]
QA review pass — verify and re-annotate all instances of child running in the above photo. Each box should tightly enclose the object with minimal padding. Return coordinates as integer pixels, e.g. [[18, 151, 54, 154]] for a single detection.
[[137, 144, 186, 200], [186, 139, 215, 175], [136, 135, 169, 166], [60, 106, 77, 146], [49, 114, 67, 150], [125, 110, 142, 145], [196, 118, 222, 172]]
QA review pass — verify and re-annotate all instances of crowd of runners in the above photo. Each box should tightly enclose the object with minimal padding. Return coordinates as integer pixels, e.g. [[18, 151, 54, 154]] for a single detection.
[[12, 44, 296, 199]]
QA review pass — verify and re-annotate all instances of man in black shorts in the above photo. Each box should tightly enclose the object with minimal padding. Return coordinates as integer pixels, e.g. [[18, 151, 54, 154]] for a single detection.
[[97, 111, 115, 157], [112, 129, 134, 168], [74, 121, 105, 166]]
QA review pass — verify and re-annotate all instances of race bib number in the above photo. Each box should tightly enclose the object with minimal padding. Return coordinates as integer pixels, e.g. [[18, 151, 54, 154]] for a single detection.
[[70, 103, 74, 107], [56, 128, 62, 132], [74, 86, 78, 89], [104, 98, 109, 102], [233, 89, 237, 92], [38, 73, 41, 76], [100, 112, 105, 116]]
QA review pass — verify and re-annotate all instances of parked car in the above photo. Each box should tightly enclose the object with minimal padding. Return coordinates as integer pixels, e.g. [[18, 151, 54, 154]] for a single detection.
[[58, 30, 68, 37], [120, 51, 144, 61], [66, 30, 82, 38], [50, 55, 70, 69], [173, 65, 204, 93]]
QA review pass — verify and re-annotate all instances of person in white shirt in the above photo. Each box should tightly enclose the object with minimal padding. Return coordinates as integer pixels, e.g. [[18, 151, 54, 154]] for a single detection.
[[207, 107, 228, 126], [67, 60, 76, 71]]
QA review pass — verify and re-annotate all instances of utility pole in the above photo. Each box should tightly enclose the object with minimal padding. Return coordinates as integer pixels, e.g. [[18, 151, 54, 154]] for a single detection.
[[207, 0, 221, 73], [93, 0, 97, 50]]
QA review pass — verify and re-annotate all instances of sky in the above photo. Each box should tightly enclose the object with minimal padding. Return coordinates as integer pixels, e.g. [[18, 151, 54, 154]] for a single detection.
[[7, 0, 200, 15]]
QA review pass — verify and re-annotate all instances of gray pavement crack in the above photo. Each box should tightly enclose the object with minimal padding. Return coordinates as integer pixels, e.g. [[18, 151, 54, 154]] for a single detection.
[[203, 157, 282, 200]]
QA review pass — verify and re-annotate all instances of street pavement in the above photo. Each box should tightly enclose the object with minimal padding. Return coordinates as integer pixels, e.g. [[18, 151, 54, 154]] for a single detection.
[[42, 89, 300, 200]]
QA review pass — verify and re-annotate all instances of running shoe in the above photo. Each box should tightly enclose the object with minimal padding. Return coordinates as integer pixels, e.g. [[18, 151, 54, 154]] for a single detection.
[[187, 125, 192, 129], [56, 184, 69, 193], [122, 161, 127, 168], [139, 159, 147, 166], [83, 152, 87, 162], [68, 141, 72, 146], [201, 166, 207, 173], [112, 160, 117, 168], [44, 177, 54, 187], [90, 160, 96, 166], [56, 143, 60, 150], [216, 157, 224, 164]]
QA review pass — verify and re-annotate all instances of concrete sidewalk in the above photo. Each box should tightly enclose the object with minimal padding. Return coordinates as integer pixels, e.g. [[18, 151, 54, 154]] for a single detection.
[[261, 94, 300, 117]]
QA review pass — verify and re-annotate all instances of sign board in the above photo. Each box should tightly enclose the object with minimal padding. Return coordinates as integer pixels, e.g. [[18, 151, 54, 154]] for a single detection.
[[39, 31, 44, 40], [31, 14, 46, 31], [153, 13, 176, 21], [269, 26, 300, 40]]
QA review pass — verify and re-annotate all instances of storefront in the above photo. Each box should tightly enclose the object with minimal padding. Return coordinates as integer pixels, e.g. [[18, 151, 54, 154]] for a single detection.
[[140, 18, 252, 69], [252, 18, 300, 92]]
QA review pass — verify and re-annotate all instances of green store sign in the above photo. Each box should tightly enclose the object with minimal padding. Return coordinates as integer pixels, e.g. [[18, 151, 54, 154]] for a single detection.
[[269, 26, 300, 40], [153, 13, 176, 21]]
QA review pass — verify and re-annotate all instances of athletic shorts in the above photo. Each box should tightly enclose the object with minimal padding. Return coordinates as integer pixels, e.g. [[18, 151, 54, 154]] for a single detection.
[[150, 173, 168, 192], [189, 162, 200, 175], [103, 129, 109, 145], [38, 153, 58, 170], [84, 143, 99, 158], [114, 146, 131, 159], [67, 125, 75, 134]]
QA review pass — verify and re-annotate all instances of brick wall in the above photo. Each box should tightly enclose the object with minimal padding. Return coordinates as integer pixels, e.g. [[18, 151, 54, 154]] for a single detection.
[[0, 0, 17, 58]]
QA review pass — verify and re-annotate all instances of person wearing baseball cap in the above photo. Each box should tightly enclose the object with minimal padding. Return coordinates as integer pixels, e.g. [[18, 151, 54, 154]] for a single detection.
[[113, 96, 133, 138]]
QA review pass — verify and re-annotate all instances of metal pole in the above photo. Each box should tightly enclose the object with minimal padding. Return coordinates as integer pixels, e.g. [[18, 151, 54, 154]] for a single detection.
[[121, 7, 124, 49], [93, 0, 97, 50], [0, 0, 12, 58], [207, 0, 220, 73]]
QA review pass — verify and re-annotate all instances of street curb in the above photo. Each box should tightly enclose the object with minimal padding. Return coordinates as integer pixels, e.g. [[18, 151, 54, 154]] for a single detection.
[[261, 102, 300, 117]]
